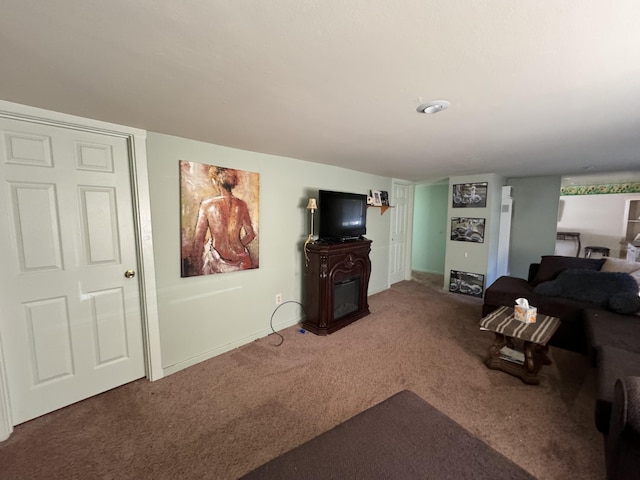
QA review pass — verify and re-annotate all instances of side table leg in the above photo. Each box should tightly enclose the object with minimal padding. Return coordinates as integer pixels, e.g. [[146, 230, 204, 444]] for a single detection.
[[521, 341, 541, 385], [485, 336, 541, 385], [537, 345, 552, 365], [524, 341, 536, 374], [486, 333, 507, 365]]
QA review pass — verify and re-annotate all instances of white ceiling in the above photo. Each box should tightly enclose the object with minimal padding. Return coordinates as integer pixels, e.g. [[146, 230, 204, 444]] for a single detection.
[[1, 1, 639, 183]]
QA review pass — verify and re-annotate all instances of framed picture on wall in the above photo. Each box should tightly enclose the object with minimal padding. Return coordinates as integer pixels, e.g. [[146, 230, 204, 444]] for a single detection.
[[449, 270, 484, 297], [370, 190, 383, 206], [452, 182, 487, 208], [450, 217, 485, 243], [179, 160, 260, 277]]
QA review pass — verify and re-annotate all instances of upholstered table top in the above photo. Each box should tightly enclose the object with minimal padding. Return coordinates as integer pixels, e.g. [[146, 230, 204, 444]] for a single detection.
[[480, 305, 560, 346]]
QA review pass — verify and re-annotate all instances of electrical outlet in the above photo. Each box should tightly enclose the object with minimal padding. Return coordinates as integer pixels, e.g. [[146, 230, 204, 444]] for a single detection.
[[275, 293, 282, 305]]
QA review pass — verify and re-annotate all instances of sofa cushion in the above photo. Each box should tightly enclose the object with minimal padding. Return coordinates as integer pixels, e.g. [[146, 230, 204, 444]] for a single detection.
[[596, 346, 640, 433], [483, 275, 588, 353], [485, 276, 584, 322], [531, 255, 605, 286], [483, 276, 534, 308], [533, 269, 640, 314], [584, 309, 640, 365]]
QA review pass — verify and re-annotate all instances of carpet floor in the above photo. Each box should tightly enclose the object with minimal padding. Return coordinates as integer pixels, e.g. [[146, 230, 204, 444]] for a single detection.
[[0, 276, 604, 479]]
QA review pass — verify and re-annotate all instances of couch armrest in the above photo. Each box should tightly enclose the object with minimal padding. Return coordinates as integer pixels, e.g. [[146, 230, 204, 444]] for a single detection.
[[606, 376, 640, 479], [528, 263, 540, 283]]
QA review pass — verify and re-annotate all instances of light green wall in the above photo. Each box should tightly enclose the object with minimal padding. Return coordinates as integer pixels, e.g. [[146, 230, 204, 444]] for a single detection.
[[412, 183, 448, 274], [506, 176, 561, 280], [444, 174, 505, 293], [146, 132, 393, 374], [144, 132, 560, 373]]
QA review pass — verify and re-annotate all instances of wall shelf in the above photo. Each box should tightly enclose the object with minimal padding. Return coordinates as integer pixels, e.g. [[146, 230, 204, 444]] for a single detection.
[[368, 205, 394, 215]]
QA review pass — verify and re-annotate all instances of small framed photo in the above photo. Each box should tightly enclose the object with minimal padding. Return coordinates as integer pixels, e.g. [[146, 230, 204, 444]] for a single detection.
[[452, 182, 488, 208], [450, 217, 485, 243], [380, 191, 389, 206], [449, 270, 484, 297], [370, 190, 383, 206]]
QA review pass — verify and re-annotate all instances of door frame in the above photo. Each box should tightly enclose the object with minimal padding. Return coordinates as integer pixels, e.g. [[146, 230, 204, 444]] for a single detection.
[[0, 100, 162, 441]]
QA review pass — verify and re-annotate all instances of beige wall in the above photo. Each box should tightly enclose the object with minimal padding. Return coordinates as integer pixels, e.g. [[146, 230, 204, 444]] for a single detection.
[[146, 132, 394, 375], [557, 193, 640, 258]]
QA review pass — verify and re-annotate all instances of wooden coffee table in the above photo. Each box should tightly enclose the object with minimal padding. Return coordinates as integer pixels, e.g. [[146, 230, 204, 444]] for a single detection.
[[480, 306, 560, 385]]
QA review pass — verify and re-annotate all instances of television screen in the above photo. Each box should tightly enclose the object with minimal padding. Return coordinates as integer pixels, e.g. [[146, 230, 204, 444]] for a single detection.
[[318, 190, 367, 241]]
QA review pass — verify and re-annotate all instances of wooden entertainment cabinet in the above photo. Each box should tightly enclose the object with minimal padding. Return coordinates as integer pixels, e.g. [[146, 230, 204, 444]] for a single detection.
[[303, 239, 372, 335]]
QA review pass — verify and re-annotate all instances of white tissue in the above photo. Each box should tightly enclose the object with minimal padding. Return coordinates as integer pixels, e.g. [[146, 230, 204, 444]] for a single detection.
[[514, 297, 537, 323]]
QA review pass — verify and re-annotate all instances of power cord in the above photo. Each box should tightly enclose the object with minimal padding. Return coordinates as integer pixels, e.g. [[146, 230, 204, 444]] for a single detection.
[[303, 234, 313, 266], [269, 300, 306, 347]]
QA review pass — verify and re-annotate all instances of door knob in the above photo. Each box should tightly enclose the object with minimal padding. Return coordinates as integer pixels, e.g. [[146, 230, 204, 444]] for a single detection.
[[124, 269, 136, 279]]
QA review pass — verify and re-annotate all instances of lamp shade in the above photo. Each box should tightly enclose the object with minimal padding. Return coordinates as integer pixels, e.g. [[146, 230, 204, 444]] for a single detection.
[[306, 198, 317, 211]]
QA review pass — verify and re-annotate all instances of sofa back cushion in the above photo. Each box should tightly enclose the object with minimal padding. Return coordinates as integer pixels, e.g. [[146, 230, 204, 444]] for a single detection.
[[600, 258, 640, 292], [531, 255, 606, 286]]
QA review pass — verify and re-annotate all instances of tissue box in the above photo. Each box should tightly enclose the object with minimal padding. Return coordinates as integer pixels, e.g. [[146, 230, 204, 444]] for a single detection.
[[514, 305, 537, 323]]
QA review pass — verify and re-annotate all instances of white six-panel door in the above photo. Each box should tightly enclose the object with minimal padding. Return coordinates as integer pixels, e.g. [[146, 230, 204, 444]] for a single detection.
[[0, 117, 145, 424], [389, 182, 413, 285]]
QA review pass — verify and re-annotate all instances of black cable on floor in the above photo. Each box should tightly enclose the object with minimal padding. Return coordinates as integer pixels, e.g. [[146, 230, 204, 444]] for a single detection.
[[269, 300, 306, 347]]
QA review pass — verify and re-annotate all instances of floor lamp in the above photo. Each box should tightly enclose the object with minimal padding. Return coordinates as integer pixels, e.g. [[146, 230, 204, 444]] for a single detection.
[[304, 198, 317, 266], [306, 197, 317, 240]]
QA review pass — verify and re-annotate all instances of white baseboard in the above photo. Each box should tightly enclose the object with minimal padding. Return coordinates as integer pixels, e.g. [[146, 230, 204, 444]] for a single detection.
[[412, 268, 445, 275], [160, 316, 303, 377]]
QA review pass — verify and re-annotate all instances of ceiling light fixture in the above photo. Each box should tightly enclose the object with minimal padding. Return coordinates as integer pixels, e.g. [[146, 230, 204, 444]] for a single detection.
[[416, 100, 450, 114]]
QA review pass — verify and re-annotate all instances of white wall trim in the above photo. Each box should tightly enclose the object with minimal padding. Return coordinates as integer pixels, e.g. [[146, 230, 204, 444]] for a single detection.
[[0, 329, 13, 441], [0, 100, 162, 440]]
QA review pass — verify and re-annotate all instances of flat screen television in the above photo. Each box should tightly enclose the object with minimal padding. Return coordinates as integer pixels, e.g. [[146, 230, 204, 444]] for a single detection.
[[318, 190, 367, 242]]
